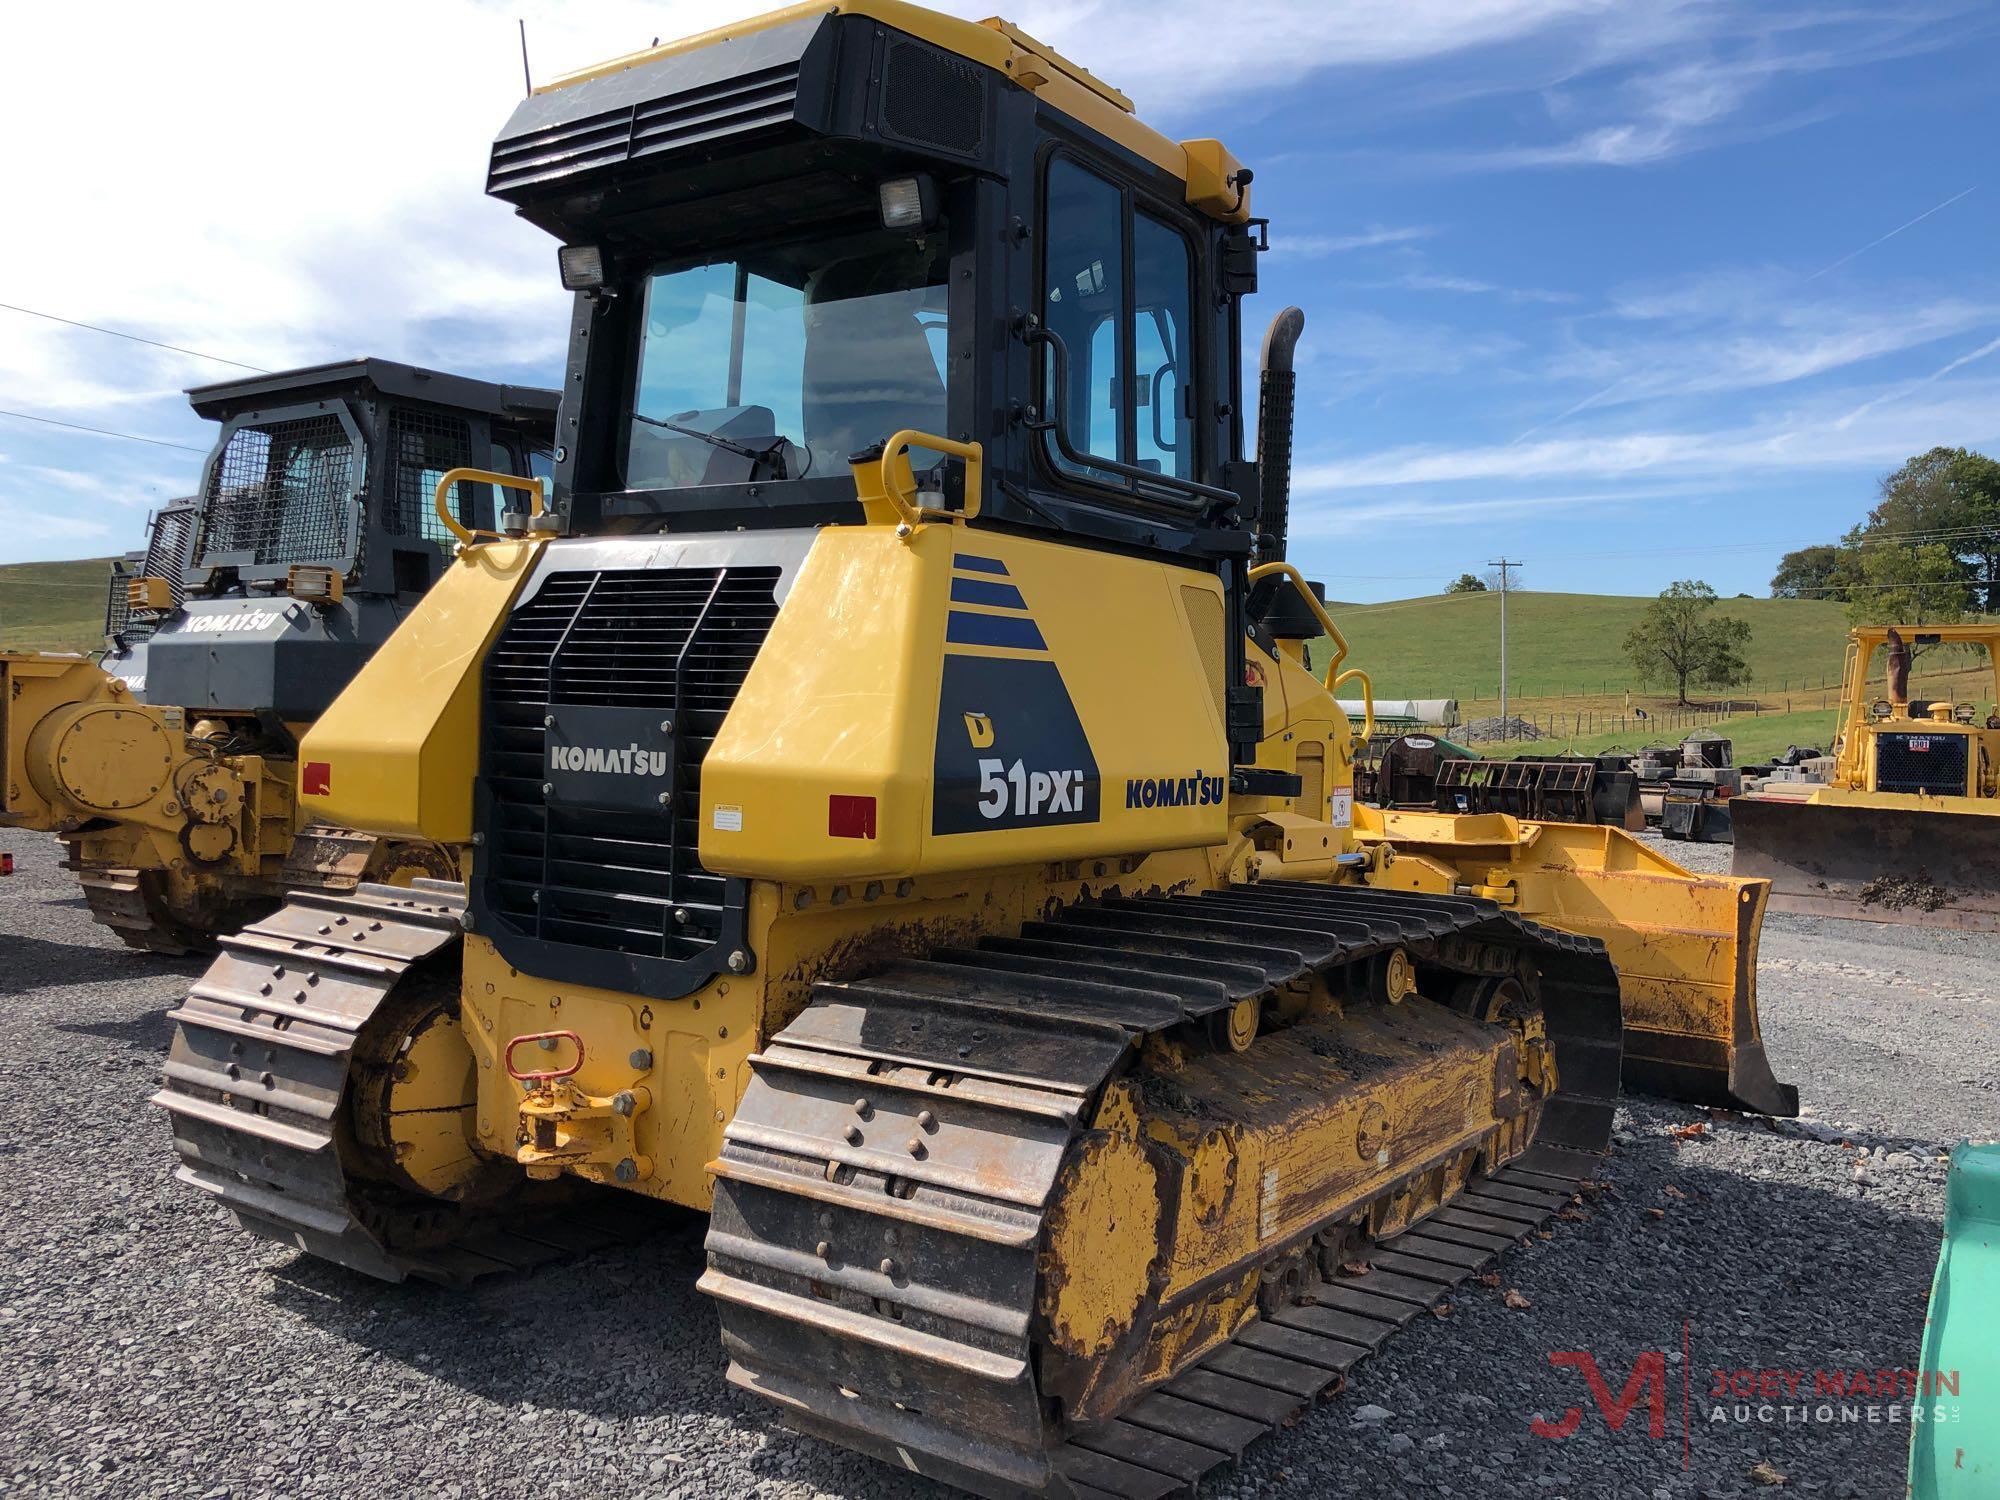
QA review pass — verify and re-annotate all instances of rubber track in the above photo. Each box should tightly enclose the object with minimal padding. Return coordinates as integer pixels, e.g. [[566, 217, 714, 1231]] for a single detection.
[[701, 883, 1624, 1497], [153, 881, 647, 1285]]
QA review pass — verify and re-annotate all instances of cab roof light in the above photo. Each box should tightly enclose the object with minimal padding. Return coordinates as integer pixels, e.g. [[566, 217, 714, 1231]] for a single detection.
[[558, 244, 607, 291], [878, 175, 938, 233]]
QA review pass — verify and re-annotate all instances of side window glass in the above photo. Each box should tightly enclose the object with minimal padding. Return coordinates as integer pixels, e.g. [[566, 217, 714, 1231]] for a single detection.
[[1043, 159, 1125, 478], [1133, 213, 1193, 479], [739, 272, 806, 439]]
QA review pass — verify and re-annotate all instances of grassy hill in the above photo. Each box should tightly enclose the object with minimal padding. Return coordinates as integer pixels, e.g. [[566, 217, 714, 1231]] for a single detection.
[[0, 557, 117, 653], [1318, 590, 1855, 703], [1312, 588, 1996, 760]]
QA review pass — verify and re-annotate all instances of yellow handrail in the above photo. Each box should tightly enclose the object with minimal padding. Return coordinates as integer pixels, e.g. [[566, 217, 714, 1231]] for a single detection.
[[1332, 667, 1375, 742], [432, 467, 547, 546], [1246, 560, 1350, 679], [877, 431, 984, 531]]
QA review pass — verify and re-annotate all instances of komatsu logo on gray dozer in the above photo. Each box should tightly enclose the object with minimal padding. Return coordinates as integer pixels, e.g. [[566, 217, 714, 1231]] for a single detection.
[[184, 608, 291, 634], [548, 743, 670, 777]]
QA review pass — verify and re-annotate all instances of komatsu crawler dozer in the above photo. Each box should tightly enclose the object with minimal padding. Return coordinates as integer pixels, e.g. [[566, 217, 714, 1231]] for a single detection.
[[1735, 624, 2000, 930], [158, 7, 1793, 1493], [2, 360, 556, 950]]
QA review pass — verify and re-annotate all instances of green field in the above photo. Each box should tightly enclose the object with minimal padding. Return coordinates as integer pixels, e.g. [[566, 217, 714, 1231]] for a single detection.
[[0, 557, 117, 654], [1308, 588, 2000, 762], [1317, 589, 1858, 703]]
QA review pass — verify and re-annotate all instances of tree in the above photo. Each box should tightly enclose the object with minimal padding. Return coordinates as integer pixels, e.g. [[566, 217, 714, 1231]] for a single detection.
[[1770, 543, 1846, 600], [1622, 581, 1753, 706], [1445, 573, 1487, 594], [1842, 540, 1974, 629], [1863, 447, 2000, 611]]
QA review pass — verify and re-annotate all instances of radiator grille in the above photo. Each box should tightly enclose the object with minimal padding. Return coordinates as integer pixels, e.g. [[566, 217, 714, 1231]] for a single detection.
[[479, 567, 780, 972], [387, 407, 478, 546], [487, 63, 802, 197], [1876, 732, 1969, 795], [199, 417, 355, 567]]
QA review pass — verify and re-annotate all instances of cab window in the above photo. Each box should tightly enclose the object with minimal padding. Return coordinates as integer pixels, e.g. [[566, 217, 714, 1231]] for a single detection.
[[1041, 156, 1196, 483]]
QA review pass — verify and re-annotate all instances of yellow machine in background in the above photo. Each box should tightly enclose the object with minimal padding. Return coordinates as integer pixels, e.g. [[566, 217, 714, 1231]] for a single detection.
[[1735, 623, 2000, 929], [2, 651, 299, 946], [1, 361, 556, 951], [159, 6, 1792, 1494]]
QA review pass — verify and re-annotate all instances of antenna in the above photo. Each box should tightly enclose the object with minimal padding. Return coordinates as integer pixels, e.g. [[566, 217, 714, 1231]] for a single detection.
[[519, 18, 533, 98]]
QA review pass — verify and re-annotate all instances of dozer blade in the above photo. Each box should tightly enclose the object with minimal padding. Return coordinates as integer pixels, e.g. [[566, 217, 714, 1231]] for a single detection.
[[1908, 1140, 1997, 1499], [1361, 812, 1798, 1117], [1733, 794, 2000, 933]]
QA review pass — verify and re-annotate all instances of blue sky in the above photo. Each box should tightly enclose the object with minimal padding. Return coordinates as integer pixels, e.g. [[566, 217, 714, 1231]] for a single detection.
[[2, 0, 1996, 601]]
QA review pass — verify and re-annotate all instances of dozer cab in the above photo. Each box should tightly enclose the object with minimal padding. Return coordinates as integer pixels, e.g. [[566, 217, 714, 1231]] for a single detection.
[[158, 7, 1792, 1494], [1, 359, 556, 950], [1734, 623, 2000, 930]]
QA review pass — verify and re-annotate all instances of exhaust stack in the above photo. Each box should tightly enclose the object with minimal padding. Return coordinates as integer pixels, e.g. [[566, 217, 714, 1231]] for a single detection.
[[1254, 307, 1305, 566], [1885, 627, 1911, 713]]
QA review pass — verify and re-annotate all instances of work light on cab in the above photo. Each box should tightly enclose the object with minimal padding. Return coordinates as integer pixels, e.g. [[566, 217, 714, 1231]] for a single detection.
[[557, 244, 606, 290]]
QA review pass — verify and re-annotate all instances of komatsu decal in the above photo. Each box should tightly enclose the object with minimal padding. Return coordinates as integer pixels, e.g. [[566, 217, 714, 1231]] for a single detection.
[[1125, 772, 1226, 809], [184, 608, 292, 634], [548, 742, 671, 776]]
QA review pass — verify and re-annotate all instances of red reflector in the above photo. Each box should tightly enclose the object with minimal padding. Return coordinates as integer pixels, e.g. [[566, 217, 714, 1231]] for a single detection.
[[303, 761, 332, 796], [828, 794, 877, 840], [1, 852, 13, 876]]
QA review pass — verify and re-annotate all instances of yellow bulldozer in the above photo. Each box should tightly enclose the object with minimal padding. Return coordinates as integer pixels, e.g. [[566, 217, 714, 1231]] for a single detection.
[[157, 6, 1794, 1494], [2, 360, 556, 951], [1734, 623, 2000, 929]]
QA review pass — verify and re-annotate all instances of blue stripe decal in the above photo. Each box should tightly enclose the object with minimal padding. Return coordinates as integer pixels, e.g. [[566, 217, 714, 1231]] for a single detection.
[[954, 554, 1009, 576], [950, 577, 1028, 610], [947, 611, 1047, 651]]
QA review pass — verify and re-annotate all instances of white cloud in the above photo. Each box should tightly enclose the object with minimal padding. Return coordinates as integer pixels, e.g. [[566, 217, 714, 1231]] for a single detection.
[[1295, 380, 2000, 491], [1531, 275, 2000, 413], [1396, 5, 1977, 173], [1270, 225, 1437, 258], [1348, 270, 1581, 303]]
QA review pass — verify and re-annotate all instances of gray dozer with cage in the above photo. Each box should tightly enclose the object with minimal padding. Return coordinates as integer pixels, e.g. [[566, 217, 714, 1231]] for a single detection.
[[108, 359, 559, 718], [14, 360, 557, 953]]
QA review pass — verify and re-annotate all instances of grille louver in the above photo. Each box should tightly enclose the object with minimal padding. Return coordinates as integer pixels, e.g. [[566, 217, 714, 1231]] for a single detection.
[[487, 63, 803, 197], [1876, 732, 1969, 795], [143, 499, 200, 601], [104, 562, 143, 643], [478, 567, 780, 988], [878, 39, 985, 156]]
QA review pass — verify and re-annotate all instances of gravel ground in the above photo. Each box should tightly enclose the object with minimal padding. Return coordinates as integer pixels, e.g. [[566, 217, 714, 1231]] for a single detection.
[[2, 827, 1990, 1500]]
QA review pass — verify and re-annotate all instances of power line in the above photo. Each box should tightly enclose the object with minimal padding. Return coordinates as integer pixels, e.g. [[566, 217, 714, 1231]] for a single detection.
[[0, 300, 268, 373], [0, 408, 206, 453]]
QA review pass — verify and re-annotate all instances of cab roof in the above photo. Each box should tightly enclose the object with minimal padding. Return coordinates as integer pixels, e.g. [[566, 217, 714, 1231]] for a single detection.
[[525, 0, 1250, 222], [187, 358, 560, 428]]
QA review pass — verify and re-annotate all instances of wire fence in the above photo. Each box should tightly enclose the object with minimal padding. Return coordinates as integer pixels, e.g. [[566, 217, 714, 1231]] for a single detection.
[[1411, 660, 1996, 717]]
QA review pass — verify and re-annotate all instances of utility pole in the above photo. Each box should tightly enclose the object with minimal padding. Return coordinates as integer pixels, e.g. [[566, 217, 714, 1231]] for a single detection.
[[1488, 558, 1521, 726]]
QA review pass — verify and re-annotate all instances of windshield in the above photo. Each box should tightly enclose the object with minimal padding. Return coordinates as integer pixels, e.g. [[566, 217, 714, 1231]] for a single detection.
[[622, 226, 950, 491]]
